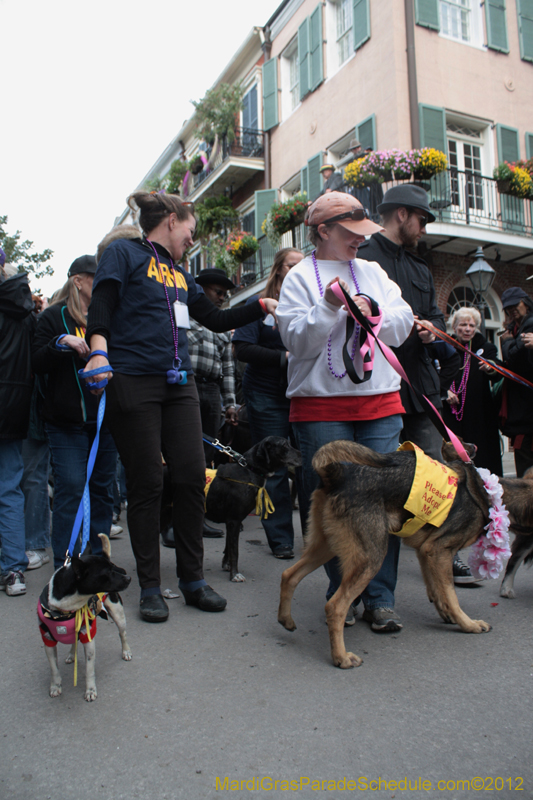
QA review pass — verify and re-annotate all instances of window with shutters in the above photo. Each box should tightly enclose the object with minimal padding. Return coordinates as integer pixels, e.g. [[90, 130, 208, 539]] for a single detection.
[[439, 0, 483, 46], [281, 39, 300, 120], [336, 0, 354, 65], [326, 0, 354, 75], [188, 250, 202, 276]]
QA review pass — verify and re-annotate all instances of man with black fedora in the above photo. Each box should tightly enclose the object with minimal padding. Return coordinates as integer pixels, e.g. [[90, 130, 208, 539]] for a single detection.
[[358, 185, 472, 584]]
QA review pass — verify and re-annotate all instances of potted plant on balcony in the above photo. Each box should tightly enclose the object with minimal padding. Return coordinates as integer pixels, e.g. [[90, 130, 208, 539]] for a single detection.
[[226, 230, 260, 264], [411, 147, 448, 181], [261, 193, 308, 248], [493, 161, 533, 198], [192, 82, 245, 145], [344, 157, 381, 189], [166, 159, 188, 194], [195, 196, 239, 242]]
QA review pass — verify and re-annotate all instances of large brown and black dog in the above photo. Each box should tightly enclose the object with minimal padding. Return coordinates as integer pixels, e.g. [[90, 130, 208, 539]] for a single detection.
[[278, 440, 533, 669]]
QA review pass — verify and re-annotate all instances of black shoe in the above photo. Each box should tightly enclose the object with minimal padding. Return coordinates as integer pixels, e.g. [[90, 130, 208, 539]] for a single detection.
[[161, 527, 175, 548], [203, 522, 224, 538], [273, 545, 294, 559], [139, 594, 169, 622], [180, 585, 227, 612], [453, 554, 483, 585]]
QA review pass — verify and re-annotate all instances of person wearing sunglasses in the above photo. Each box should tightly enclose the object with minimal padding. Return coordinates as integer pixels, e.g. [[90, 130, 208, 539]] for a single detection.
[[81, 193, 278, 623], [276, 192, 414, 633]]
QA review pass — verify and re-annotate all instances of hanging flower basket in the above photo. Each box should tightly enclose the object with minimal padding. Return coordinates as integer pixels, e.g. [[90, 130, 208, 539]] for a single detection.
[[411, 148, 448, 180], [261, 193, 308, 240], [190, 155, 205, 175], [226, 231, 260, 264], [496, 179, 511, 195], [493, 161, 533, 199]]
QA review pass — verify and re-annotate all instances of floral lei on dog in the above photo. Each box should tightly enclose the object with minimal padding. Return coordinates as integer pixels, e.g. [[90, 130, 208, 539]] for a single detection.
[[469, 468, 512, 579]]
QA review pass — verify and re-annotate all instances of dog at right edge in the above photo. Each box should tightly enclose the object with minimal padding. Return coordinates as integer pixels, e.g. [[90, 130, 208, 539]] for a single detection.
[[278, 440, 533, 670]]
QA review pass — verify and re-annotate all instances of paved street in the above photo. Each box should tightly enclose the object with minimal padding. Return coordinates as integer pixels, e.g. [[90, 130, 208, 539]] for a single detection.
[[2, 452, 532, 800]]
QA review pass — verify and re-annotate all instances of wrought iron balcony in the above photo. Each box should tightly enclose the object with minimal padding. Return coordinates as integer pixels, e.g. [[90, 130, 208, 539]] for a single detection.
[[384, 169, 532, 236], [186, 128, 265, 195]]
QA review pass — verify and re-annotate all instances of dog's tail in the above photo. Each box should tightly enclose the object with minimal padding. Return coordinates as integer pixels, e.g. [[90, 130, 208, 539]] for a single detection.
[[312, 440, 392, 477]]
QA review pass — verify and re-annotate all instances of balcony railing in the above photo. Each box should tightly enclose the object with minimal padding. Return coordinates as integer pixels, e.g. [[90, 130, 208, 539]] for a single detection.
[[189, 128, 265, 193], [383, 169, 532, 236]]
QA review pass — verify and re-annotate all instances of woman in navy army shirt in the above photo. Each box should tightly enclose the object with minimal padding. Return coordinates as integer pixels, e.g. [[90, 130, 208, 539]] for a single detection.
[[83, 192, 277, 622]]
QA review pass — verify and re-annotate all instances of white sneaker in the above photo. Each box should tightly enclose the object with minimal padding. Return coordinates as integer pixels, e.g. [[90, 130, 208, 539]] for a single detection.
[[0, 571, 27, 596], [110, 524, 123, 538], [26, 550, 50, 570]]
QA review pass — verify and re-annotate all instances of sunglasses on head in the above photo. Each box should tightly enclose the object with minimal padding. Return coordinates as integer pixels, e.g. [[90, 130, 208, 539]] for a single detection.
[[321, 208, 369, 225]]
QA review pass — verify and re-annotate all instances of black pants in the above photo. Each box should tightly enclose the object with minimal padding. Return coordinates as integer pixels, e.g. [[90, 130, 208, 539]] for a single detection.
[[196, 380, 223, 465], [105, 374, 205, 589]]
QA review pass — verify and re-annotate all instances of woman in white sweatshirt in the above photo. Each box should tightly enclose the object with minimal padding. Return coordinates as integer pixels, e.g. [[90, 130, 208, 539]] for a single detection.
[[276, 191, 414, 633]]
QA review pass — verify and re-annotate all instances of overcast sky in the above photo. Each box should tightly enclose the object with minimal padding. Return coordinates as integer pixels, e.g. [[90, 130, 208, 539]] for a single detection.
[[1, 0, 281, 296]]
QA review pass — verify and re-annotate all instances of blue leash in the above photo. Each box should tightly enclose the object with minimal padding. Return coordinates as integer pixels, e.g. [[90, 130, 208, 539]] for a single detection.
[[64, 360, 113, 563]]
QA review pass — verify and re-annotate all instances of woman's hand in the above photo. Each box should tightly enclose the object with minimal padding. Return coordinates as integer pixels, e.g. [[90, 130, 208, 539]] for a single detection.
[[350, 295, 372, 318], [324, 278, 349, 308], [61, 335, 90, 358], [447, 389, 459, 406], [262, 298, 278, 320], [81, 354, 113, 396], [521, 332, 533, 349]]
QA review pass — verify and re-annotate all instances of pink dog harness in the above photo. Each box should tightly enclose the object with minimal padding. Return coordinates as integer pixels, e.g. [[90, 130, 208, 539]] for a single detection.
[[37, 587, 103, 647]]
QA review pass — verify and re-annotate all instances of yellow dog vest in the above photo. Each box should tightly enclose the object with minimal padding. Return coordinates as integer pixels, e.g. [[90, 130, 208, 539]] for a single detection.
[[204, 469, 275, 520], [394, 442, 458, 537]]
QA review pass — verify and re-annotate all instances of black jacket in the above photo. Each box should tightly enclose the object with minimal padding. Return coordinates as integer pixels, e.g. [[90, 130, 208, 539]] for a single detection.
[[501, 310, 533, 437], [0, 273, 35, 439], [32, 303, 99, 426], [358, 232, 449, 413]]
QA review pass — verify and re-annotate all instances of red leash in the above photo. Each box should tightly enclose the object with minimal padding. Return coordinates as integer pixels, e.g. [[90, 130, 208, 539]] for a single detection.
[[330, 282, 472, 464]]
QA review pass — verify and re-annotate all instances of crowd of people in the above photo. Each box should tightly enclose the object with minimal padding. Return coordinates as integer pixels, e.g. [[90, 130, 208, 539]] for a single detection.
[[1, 185, 531, 636]]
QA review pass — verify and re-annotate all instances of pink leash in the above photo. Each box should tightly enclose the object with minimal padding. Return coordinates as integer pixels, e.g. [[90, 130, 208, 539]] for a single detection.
[[330, 281, 471, 464]]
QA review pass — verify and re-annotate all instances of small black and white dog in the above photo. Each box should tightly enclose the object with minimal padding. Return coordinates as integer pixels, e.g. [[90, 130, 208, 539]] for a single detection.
[[161, 436, 302, 582], [38, 534, 131, 701]]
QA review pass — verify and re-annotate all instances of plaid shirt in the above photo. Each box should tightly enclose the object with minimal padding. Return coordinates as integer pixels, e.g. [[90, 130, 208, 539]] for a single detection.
[[188, 320, 236, 407]]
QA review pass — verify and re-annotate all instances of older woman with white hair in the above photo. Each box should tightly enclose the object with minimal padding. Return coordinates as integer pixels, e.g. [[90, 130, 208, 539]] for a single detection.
[[443, 306, 502, 475]]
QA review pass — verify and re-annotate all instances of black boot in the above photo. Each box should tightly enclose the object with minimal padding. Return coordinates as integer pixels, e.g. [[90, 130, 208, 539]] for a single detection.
[[161, 527, 175, 548], [203, 521, 224, 538]]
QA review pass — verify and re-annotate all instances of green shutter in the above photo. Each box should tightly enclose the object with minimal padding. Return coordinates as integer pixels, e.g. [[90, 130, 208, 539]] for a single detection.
[[517, 0, 533, 62], [309, 5, 323, 91], [496, 124, 520, 162], [526, 132, 533, 159], [307, 153, 323, 202], [255, 189, 277, 239], [262, 59, 278, 131], [486, 0, 509, 52], [415, 0, 439, 30], [353, 0, 371, 50], [419, 104, 446, 152], [298, 18, 310, 101], [357, 114, 376, 151], [300, 166, 309, 197]]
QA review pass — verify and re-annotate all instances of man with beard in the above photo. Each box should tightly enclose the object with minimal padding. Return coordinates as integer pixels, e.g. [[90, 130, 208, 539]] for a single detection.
[[357, 187, 473, 583]]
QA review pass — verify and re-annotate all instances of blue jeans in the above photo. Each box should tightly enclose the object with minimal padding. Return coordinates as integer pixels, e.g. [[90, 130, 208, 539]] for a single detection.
[[292, 415, 403, 609], [0, 440, 29, 574], [46, 423, 116, 569], [244, 386, 294, 552], [21, 438, 51, 550]]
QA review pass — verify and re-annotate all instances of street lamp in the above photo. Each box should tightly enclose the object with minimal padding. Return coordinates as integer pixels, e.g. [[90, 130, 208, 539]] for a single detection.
[[465, 247, 496, 336]]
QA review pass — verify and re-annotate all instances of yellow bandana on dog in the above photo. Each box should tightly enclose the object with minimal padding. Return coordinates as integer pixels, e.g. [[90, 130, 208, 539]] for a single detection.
[[204, 469, 217, 498], [394, 442, 458, 537]]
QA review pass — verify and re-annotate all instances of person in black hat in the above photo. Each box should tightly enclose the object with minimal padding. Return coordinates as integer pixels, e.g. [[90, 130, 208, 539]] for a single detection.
[[187, 268, 238, 538], [500, 287, 533, 476], [357, 185, 474, 588], [31, 254, 120, 570]]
